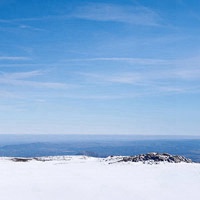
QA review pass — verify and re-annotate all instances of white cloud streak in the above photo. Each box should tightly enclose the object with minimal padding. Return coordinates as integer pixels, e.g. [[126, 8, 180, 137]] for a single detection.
[[80, 67, 200, 84], [64, 57, 169, 65], [72, 3, 161, 26], [79, 66, 200, 95], [0, 70, 42, 79], [0, 90, 21, 99], [0, 56, 30, 61], [0, 71, 69, 89]]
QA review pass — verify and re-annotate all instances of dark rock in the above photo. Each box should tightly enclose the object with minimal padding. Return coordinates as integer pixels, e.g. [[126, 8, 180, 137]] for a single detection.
[[11, 158, 32, 162], [115, 152, 192, 164]]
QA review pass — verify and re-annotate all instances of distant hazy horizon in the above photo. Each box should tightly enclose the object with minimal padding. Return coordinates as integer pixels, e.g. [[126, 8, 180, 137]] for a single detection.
[[0, 134, 200, 145]]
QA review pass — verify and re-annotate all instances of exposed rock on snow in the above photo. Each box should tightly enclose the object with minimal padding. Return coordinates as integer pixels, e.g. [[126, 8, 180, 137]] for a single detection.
[[10, 156, 84, 162], [105, 153, 192, 164], [11, 158, 32, 162], [9, 153, 193, 164]]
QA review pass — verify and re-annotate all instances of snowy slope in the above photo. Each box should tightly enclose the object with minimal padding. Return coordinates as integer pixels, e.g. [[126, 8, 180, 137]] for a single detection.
[[0, 156, 199, 200]]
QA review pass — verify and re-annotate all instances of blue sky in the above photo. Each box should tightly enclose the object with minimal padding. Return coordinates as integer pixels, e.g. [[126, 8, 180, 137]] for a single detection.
[[0, 0, 200, 135]]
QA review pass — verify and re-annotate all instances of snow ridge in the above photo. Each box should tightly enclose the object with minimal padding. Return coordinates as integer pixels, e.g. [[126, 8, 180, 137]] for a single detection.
[[8, 152, 193, 165]]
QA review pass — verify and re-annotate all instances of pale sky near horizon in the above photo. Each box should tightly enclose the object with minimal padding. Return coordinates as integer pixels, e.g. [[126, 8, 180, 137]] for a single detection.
[[0, 0, 200, 135]]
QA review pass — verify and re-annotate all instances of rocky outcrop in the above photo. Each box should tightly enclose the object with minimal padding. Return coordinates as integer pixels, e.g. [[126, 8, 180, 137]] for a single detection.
[[106, 152, 193, 164], [11, 158, 32, 162]]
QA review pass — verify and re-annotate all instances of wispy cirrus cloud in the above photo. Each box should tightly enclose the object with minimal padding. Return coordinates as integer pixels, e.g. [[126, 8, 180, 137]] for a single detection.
[[0, 70, 69, 89], [71, 3, 161, 26], [0, 70, 42, 79], [0, 18, 46, 32], [79, 72, 142, 85], [172, 68, 200, 80], [0, 15, 66, 23], [64, 57, 169, 65], [80, 67, 200, 84], [0, 56, 30, 61], [78, 66, 200, 95], [0, 89, 21, 99], [18, 24, 46, 31]]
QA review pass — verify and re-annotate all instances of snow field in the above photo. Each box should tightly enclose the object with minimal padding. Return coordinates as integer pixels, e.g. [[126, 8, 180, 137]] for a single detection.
[[0, 156, 199, 200]]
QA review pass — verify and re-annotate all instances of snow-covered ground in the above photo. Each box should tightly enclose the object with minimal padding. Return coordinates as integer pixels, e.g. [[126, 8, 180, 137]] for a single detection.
[[0, 156, 199, 200]]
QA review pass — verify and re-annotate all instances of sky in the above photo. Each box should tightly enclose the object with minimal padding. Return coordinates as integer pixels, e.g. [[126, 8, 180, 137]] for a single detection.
[[0, 0, 200, 135]]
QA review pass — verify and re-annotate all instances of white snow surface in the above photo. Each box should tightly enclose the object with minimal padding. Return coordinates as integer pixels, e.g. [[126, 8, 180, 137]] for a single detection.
[[0, 156, 200, 200]]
